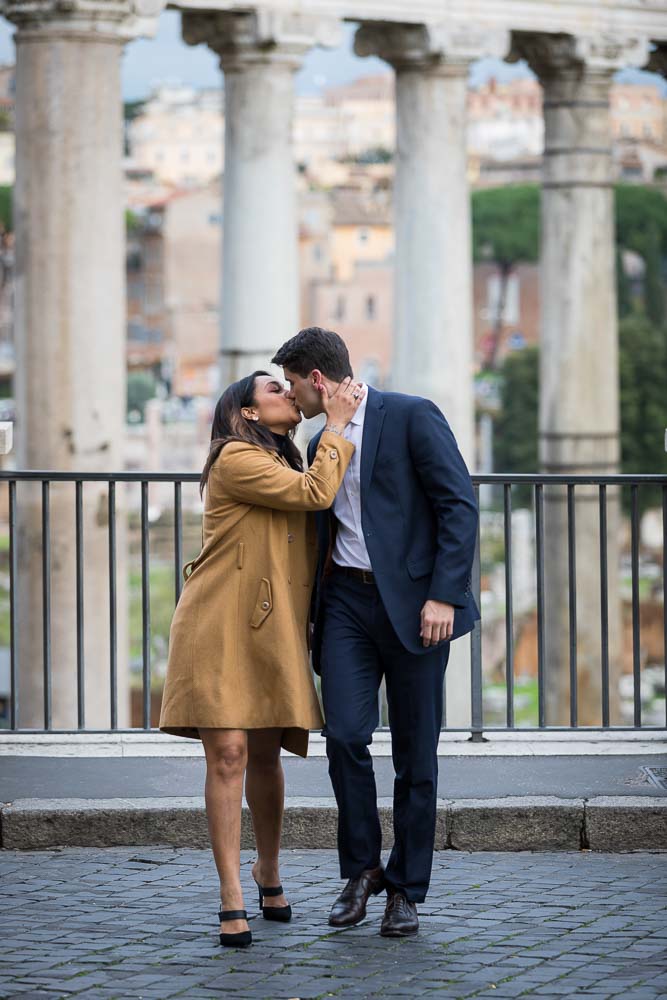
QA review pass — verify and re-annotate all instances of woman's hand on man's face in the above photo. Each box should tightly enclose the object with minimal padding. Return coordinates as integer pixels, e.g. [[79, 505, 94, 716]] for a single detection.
[[321, 377, 365, 431]]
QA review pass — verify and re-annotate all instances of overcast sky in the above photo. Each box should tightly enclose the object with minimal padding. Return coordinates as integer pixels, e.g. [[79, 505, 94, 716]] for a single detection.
[[0, 13, 664, 100]]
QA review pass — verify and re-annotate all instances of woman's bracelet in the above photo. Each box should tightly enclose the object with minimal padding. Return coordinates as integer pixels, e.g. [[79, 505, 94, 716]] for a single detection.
[[324, 424, 343, 436]]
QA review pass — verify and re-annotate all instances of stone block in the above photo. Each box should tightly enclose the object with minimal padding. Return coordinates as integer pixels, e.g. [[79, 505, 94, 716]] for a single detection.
[[448, 796, 584, 851], [585, 796, 667, 851], [1, 797, 210, 850]]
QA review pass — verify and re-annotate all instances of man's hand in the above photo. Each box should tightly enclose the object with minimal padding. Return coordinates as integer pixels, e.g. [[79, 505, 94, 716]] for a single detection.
[[420, 600, 455, 647]]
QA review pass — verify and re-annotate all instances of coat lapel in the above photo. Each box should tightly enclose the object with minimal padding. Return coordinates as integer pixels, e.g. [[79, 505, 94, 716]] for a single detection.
[[360, 387, 385, 497]]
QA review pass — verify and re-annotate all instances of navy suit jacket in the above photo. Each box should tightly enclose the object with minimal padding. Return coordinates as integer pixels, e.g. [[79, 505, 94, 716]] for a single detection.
[[307, 387, 480, 673]]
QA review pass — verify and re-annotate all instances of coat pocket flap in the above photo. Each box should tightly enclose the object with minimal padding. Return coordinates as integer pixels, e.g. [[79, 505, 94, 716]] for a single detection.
[[406, 553, 435, 580], [250, 578, 273, 628]]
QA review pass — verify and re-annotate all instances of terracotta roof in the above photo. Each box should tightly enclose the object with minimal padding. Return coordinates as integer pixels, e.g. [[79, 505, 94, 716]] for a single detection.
[[330, 190, 392, 226]]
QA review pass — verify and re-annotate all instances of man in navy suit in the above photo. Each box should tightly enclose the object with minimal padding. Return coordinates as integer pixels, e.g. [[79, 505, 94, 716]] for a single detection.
[[272, 328, 479, 937]]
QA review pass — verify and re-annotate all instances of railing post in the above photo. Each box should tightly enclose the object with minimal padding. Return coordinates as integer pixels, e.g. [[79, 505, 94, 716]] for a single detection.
[[663, 485, 667, 729], [567, 484, 578, 728], [9, 479, 18, 730], [174, 481, 183, 607], [599, 484, 610, 728], [108, 481, 118, 730], [141, 480, 151, 731], [75, 480, 85, 730], [41, 480, 52, 731], [503, 484, 514, 729], [469, 484, 485, 742], [630, 484, 641, 727], [535, 482, 546, 728]]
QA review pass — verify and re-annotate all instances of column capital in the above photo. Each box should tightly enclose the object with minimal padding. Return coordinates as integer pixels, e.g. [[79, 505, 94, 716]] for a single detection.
[[0, 0, 163, 41], [182, 9, 342, 72], [509, 30, 650, 83], [354, 20, 510, 73]]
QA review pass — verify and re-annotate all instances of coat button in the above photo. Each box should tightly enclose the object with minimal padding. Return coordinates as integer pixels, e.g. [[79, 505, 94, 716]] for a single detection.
[[287, 533, 295, 543], [261, 601, 270, 610], [329, 450, 338, 459]]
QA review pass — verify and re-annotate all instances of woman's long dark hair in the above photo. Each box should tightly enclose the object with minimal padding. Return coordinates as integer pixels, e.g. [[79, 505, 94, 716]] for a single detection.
[[200, 371, 303, 497]]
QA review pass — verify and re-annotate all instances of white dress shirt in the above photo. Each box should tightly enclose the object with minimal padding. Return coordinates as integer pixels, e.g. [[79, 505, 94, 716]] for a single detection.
[[331, 383, 372, 571]]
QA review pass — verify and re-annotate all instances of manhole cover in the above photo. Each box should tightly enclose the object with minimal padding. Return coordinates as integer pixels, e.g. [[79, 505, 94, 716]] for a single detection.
[[639, 766, 667, 791]]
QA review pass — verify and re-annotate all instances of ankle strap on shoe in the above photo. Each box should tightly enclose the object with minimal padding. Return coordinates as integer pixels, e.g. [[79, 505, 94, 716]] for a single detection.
[[260, 885, 284, 897], [219, 909, 247, 921]]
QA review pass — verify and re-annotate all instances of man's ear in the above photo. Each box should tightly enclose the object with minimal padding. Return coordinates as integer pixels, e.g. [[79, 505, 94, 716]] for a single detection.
[[311, 369, 323, 391]]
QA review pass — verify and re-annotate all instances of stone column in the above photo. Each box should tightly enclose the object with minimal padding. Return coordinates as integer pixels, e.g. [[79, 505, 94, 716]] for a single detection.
[[4, 0, 160, 728], [510, 33, 649, 725], [183, 11, 341, 388], [354, 23, 509, 466], [354, 24, 508, 729]]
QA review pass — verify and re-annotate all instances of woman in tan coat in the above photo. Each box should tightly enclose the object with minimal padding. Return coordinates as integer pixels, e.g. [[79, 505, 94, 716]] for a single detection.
[[159, 370, 363, 947]]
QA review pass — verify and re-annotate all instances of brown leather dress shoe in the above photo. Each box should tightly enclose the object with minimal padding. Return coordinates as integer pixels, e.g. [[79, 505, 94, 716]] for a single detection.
[[328, 865, 385, 927], [380, 890, 419, 937]]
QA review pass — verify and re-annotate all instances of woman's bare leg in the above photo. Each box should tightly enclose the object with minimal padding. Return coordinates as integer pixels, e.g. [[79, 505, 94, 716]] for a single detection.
[[246, 728, 288, 908], [200, 728, 248, 934]]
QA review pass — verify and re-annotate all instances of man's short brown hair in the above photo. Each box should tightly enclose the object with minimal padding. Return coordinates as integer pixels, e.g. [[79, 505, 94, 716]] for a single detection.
[[272, 327, 353, 381]]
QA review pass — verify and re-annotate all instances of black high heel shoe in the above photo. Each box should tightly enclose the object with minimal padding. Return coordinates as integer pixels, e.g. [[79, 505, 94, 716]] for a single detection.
[[254, 879, 292, 922], [218, 908, 252, 948]]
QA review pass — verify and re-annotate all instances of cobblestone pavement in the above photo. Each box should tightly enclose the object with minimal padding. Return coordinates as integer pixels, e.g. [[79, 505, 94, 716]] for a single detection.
[[1, 848, 666, 1000]]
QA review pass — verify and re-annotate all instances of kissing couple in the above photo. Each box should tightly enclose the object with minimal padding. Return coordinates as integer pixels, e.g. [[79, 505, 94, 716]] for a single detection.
[[159, 326, 479, 946]]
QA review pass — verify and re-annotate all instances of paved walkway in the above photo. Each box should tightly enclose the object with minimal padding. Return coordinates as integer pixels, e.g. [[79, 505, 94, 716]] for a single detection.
[[2, 848, 666, 999]]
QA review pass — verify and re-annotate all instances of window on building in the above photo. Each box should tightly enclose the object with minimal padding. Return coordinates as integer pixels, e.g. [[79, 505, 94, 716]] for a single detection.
[[366, 295, 376, 320], [313, 244, 323, 262], [358, 227, 369, 244]]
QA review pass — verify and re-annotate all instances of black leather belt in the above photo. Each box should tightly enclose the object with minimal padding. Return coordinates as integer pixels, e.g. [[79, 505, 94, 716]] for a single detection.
[[332, 564, 376, 585]]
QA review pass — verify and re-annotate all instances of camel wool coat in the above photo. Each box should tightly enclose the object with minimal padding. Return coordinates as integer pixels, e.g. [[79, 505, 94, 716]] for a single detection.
[[159, 430, 355, 757]]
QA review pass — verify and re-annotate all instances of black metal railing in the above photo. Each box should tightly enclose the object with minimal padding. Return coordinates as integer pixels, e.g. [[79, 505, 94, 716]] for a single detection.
[[1, 471, 666, 739]]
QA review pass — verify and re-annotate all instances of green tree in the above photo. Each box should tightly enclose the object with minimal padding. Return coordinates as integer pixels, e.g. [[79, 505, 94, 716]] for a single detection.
[[471, 185, 540, 370], [123, 100, 146, 122], [357, 146, 393, 164], [618, 314, 667, 479], [616, 245, 633, 319], [615, 184, 667, 325], [127, 371, 157, 421], [494, 346, 539, 478], [643, 222, 665, 328], [481, 185, 667, 492], [471, 184, 667, 331], [126, 209, 141, 234], [0, 186, 11, 232]]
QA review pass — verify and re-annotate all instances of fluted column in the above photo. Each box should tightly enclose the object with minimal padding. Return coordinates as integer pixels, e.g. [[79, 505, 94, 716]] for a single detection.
[[511, 32, 649, 725], [183, 11, 341, 387], [355, 24, 508, 729], [355, 23, 509, 466], [4, 0, 160, 728]]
